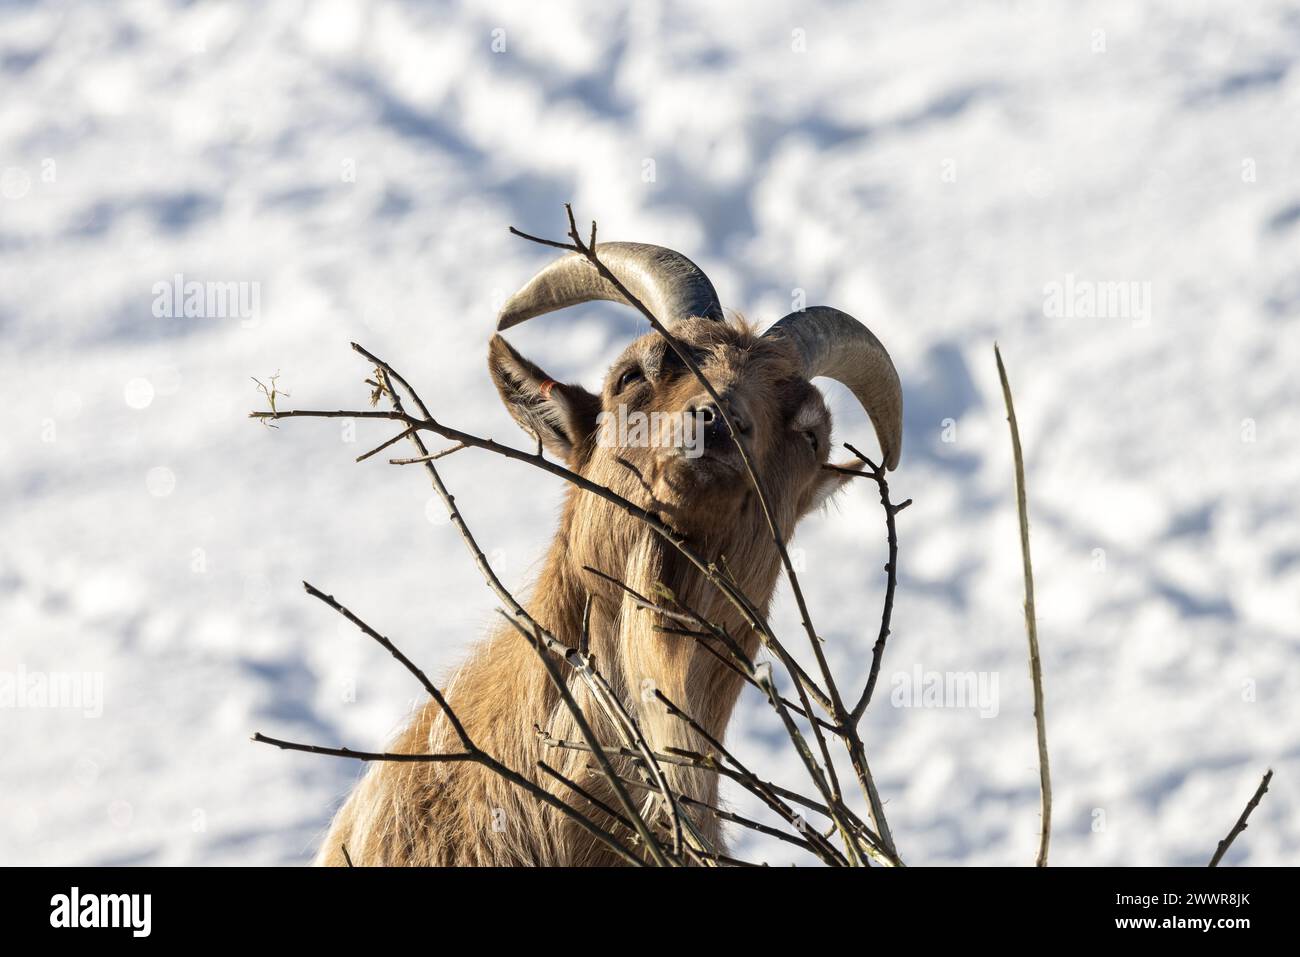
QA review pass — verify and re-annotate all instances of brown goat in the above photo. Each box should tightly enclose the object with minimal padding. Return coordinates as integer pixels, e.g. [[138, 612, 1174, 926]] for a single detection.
[[315, 243, 903, 865]]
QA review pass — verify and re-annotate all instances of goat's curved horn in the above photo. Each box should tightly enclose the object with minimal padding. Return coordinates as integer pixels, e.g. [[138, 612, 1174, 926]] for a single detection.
[[763, 306, 903, 470], [497, 242, 724, 330]]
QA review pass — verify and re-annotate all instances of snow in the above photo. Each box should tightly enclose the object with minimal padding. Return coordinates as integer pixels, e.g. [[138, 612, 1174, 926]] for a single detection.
[[2, 0, 1297, 866]]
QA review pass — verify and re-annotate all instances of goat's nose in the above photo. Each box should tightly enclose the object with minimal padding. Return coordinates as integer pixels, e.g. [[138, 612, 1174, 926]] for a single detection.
[[692, 398, 750, 436]]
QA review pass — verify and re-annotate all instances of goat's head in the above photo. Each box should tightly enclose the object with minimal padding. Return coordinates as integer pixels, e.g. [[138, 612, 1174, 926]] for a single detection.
[[487, 242, 903, 544]]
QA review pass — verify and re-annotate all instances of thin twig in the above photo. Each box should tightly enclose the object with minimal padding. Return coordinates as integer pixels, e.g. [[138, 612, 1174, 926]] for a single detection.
[[389, 441, 467, 464], [839, 445, 910, 723], [995, 344, 1051, 868], [252, 733, 475, 763], [356, 427, 415, 463], [1208, 769, 1273, 867], [579, 593, 593, 658], [302, 581, 472, 740]]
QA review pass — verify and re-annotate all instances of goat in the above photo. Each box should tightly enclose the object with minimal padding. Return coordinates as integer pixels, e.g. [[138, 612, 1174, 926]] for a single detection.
[[315, 242, 903, 865]]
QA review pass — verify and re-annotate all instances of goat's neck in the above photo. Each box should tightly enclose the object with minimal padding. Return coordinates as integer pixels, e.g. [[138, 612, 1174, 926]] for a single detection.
[[534, 501, 782, 813]]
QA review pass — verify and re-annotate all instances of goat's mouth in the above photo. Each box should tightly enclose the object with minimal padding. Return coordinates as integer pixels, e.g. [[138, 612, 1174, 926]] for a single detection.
[[640, 444, 753, 519], [660, 443, 743, 482]]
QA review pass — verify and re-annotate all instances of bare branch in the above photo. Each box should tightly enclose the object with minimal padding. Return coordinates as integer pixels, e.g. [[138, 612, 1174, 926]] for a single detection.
[[1209, 769, 1273, 867], [995, 344, 1051, 868], [251, 409, 405, 422], [388, 441, 468, 464], [840, 445, 908, 723], [251, 733, 475, 764], [302, 581, 473, 749], [579, 593, 593, 658], [355, 427, 416, 463]]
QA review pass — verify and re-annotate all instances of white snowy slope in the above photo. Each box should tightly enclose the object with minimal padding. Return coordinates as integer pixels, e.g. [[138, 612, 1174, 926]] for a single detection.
[[1, 0, 1298, 866]]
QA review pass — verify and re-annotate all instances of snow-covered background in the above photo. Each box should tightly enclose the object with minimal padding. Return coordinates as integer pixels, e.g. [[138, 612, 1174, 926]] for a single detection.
[[2, 0, 1298, 866]]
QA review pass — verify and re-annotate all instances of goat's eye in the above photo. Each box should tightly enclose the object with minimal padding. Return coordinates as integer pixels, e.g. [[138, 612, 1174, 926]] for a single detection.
[[803, 430, 819, 454], [617, 367, 645, 393]]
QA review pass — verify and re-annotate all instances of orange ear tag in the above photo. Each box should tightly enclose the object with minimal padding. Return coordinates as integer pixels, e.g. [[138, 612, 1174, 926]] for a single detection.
[[538, 379, 557, 400]]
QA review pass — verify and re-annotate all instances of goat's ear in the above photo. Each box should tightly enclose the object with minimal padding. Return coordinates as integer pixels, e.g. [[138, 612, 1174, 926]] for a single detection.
[[488, 334, 601, 464]]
